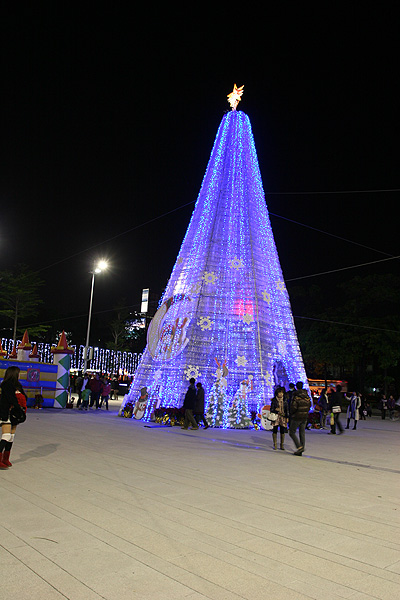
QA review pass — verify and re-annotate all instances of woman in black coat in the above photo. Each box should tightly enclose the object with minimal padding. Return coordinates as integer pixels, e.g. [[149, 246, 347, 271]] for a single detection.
[[270, 386, 289, 450], [0, 366, 27, 469]]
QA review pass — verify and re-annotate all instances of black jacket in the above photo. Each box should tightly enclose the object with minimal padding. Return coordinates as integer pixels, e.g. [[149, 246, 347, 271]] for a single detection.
[[329, 391, 343, 411], [183, 385, 196, 410], [290, 389, 311, 421], [0, 379, 21, 422], [270, 396, 289, 418], [194, 386, 205, 413]]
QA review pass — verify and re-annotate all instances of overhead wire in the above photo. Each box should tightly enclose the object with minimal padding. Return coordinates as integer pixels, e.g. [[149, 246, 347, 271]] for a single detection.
[[267, 188, 400, 195], [33, 187, 398, 275], [293, 315, 400, 334], [14, 187, 398, 335], [285, 254, 400, 282]]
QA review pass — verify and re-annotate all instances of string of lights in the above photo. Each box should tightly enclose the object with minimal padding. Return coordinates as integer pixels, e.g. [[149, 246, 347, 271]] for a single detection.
[[0, 337, 142, 374]]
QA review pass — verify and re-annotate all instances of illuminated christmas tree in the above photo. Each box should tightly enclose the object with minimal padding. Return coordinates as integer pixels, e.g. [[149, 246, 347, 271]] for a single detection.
[[205, 358, 229, 427], [124, 86, 308, 426], [227, 376, 254, 429]]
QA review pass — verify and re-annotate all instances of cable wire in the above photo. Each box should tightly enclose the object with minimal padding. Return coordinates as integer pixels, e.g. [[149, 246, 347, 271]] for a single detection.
[[285, 254, 400, 282], [293, 315, 400, 334]]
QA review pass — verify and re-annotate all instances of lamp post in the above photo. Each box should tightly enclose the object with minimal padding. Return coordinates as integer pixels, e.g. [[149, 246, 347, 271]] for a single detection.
[[83, 260, 108, 374]]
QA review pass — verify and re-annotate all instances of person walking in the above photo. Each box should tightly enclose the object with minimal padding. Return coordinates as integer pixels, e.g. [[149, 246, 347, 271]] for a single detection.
[[388, 395, 396, 420], [345, 392, 361, 430], [359, 392, 366, 420], [88, 373, 103, 409], [194, 382, 209, 428], [0, 366, 27, 469], [285, 382, 295, 417], [78, 375, 90, 410], [75, 371, 83, 407], [181, 378, 198, 430], [318, 387, 329, 429], [289, 381, 311, 456], [329, 384, 344, 434], [270, 386, 289, 450], [379, 395, 388, 419], [111, 376, 119, 401], [99, 377, 111, 410]]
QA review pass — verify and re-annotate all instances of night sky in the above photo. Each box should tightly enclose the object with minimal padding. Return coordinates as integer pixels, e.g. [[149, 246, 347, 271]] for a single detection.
[[1, 7, 398, 340]]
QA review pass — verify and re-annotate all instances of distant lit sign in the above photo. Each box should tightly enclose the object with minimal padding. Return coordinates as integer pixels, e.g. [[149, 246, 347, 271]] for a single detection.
[[141, 288, 149, 313]]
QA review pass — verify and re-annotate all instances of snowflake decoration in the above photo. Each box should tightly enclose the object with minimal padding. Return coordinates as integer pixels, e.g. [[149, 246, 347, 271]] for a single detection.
[[176, 256, 184, 265], [197, 316, 214, 331], [229, 257, 244, 270], [243, 313, 254, 325], [189, 281, 202, 294], [277, 340, 286, 355], [261, 290, 272, 303], [203, 271, 218, 285], [153, 369, 162, 381], [235, 355, 248, 367], [276, 280, 286, 292], [184, 365, 202, 380]]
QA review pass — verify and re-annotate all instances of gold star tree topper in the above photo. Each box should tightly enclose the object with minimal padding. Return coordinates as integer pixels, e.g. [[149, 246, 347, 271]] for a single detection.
[[227, 84, 244, 110]]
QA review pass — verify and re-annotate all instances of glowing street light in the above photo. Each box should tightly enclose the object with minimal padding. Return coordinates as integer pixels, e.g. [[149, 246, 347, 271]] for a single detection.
[[83, 260, 109, 374]]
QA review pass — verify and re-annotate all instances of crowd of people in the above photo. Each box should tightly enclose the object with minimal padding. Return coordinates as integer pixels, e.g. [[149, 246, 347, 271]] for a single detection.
[[180, 378, 337, 455], [179, 377, 400, 455], [72, 372, 119, 411], [2, 367, 399, 470], [377, 394, 398, 420]]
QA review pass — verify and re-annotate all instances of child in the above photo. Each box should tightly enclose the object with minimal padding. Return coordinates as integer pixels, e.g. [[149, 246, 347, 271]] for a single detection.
[[100, 378, 111, 410]]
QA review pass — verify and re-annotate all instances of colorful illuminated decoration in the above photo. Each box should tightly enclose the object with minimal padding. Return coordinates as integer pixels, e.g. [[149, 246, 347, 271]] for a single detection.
[[124, 89, 308, 426], [227, 84, 244, 110]]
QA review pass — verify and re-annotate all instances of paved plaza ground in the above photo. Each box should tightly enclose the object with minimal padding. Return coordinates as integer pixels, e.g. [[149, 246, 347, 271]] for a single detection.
[[1, 399, 399, 600]]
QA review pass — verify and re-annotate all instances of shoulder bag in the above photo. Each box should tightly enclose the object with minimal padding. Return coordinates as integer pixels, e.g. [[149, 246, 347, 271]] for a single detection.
[[10, 403, 27, 425]]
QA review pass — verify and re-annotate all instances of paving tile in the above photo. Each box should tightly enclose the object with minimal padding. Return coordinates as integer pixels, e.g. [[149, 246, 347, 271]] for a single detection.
[[1, 410, 399, 599]]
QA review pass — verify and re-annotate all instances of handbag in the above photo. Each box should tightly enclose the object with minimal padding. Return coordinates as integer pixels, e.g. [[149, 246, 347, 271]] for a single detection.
[[267, 412, 278, 422], [332, 406, 341, 413], [10, 403, 27, 425]]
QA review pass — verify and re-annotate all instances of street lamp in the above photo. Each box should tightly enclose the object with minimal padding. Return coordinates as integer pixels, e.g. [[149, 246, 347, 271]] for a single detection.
[[83, 260, 109, 374]]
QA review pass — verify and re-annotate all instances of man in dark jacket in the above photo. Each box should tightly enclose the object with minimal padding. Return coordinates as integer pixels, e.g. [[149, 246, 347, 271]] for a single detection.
[[289, 381, 311, 455], [285, 382, 295, 415], [194, 382, 209, 428], [88, 374, 103, 409], [181, 378, 199, 430]]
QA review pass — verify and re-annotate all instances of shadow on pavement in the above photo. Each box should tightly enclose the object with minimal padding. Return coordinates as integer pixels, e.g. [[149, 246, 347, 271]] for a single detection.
[[14, 443, 60, 463]]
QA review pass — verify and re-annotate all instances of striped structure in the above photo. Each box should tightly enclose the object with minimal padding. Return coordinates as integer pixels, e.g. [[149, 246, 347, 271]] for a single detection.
[[0, 359, 58, 406], [51, 331, 74, 409]]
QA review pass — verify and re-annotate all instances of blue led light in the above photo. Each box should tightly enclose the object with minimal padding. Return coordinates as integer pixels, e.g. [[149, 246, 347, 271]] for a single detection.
[[125, 111, 308, 427]]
